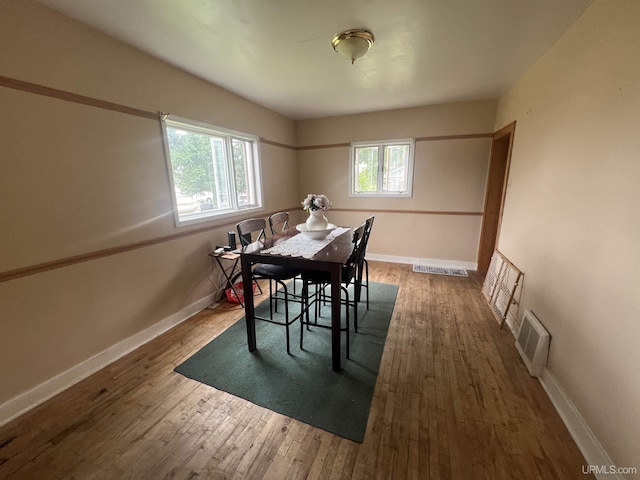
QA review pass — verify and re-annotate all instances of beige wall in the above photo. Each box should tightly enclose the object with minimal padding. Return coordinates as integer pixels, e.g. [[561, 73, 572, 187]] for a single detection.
[[495, 0, 640, 472], [296, 101, 496, 265], [0, 0, 297, 409], [5, 1, 634, 472]]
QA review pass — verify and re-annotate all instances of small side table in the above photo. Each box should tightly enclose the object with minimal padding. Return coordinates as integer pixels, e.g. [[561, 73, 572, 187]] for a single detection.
[[208, 250, 243, 306]]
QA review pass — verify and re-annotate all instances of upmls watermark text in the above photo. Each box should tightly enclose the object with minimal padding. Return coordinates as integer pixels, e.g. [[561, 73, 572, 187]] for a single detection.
[[582, 464, 638, 475]]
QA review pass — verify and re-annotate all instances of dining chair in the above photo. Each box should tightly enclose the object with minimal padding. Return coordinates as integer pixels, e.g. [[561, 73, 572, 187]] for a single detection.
[[299, 223, 367, 359], [236, 218, 303, 354], [268, 211, 290, 234], [268, 211, 304, 296]]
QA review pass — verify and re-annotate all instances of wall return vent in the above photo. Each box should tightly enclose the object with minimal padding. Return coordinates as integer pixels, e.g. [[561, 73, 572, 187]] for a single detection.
[[515, 310, 550, 377]]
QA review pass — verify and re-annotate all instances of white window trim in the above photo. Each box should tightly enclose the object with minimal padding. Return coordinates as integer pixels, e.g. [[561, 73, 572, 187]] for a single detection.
[[161, 115, 264, 227], [349, 138, 415, 197]]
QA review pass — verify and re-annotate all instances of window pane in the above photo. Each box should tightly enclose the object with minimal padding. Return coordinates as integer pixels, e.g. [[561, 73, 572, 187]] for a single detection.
[[165, 121, 261, 225], [164, 117, 262, 225], [210, 137, 230, 210], [232, 139, 254, 208], [383, 145, 409, 192], [350, 140, 413, 197], [354, 146, 379, 192], [166, 127, 217, 220]]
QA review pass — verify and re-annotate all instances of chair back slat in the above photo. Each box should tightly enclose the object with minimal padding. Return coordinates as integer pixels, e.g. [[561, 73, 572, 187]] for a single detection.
[[345, 224, 366, 270], [355, 224, 368, 265], [363, 215, 374, 249]]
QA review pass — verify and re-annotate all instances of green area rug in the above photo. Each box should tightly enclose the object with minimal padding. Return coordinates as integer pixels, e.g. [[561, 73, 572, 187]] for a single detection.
[[175, 282, 399, 442]]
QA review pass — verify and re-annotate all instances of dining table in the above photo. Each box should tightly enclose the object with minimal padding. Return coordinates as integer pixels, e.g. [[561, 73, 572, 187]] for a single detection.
[[239, 226, 354, 371]]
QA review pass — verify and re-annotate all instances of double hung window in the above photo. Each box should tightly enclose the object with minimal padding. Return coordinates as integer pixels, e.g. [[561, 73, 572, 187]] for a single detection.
[[162, 116, 262, 225], [350, 139, 414, 197]]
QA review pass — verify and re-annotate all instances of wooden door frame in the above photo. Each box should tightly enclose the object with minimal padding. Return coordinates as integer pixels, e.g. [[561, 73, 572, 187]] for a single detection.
[[477, 121, 516, 274]]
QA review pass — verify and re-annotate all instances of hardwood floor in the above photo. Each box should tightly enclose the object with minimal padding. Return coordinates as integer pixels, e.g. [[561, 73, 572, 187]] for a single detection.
[[0, 262, 592, 479]]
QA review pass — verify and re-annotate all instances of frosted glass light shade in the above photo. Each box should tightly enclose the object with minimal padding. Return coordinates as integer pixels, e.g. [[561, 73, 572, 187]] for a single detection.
[[331, 29, 374, 64]]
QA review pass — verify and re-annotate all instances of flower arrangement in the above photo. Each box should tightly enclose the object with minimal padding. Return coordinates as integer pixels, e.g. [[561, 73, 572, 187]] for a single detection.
[[302, 193, 332, 212]]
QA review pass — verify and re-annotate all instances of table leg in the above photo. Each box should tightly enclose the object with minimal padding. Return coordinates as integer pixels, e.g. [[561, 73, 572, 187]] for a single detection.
[[241, 255, 256, 352], [330, 264, 342, 371]]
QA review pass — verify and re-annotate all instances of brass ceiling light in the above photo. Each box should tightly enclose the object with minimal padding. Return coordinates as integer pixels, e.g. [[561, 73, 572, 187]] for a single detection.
[[331, 29, 374, 64]]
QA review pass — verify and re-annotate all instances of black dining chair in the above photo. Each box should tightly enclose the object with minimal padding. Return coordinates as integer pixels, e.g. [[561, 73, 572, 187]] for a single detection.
[[299, 223, 367, 359], [268, 211, 291, 235], [236, 218, 303, 354], [268, 211, 303, 294]]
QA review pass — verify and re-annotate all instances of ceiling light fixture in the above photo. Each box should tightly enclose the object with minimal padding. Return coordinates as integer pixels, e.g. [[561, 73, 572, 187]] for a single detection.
[[331, 29, 374, 64]]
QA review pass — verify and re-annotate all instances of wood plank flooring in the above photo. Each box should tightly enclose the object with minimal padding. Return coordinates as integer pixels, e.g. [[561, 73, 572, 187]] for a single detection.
[[0, 262, 592, 479]]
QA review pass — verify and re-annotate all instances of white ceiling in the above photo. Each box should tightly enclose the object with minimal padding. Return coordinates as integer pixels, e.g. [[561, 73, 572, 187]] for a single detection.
[[38, 0, 594, 120]]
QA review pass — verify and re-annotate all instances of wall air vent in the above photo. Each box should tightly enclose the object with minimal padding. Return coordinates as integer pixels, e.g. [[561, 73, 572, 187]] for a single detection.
[[515, 310, 550, 377]]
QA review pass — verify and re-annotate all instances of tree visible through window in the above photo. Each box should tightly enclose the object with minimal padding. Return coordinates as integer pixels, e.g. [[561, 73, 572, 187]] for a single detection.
[[162, 117, 262, 225], [350, 139, 414, 197]]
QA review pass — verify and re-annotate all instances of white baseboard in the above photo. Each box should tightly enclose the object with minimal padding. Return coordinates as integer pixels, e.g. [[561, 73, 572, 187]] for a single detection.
[[0, 295, 214, 427], [504, 312, 617, 478], [537, 368, 620, 480], [367, 253, 477, 271]]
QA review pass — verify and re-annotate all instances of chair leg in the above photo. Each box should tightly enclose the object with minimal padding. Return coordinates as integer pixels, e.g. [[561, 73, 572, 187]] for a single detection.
[[284, 284, 291, 354], [353, 282, 359, 333], [305, 281, 312, 329], [365, 259, 370, 310], [285, 322, 290, 354], [300, 282, 306, 350], [253, 277, 301, 354], [300, 279, 314, 350], [343, 287, 350, 359], [274, 279, 281, 313], [268, 280, 274, 318], [315, 284, 322, 322], [271, 279, 294, 354]]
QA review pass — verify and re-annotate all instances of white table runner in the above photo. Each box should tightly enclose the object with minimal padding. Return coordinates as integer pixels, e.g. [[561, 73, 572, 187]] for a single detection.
[[261, 227, 351, 259]]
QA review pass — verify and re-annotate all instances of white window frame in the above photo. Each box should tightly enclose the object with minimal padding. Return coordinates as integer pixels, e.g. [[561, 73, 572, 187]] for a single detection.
[[349, 138, 415, 197], [161, 115, 263, 227]]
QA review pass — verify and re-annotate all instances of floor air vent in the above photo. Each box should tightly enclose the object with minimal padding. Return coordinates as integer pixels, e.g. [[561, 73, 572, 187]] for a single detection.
[[412, 265, 468, 277], [515, 310, 550, 377]]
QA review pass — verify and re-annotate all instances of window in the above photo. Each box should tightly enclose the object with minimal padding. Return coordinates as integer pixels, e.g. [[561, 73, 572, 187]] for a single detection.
[[349, 139, 414, 197], [161, 116, 262, 225]]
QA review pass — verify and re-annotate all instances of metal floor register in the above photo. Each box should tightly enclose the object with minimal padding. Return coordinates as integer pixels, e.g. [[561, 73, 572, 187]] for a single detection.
[[412, 265, 469, 277]]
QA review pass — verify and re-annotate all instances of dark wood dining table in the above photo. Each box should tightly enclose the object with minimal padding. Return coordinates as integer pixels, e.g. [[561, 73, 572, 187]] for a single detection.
[[240, 227, 353, 371]]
